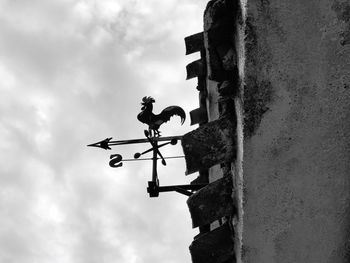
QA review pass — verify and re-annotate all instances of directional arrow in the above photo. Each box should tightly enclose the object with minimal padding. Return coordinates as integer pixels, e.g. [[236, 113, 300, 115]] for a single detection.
[[87, 135, 182, 150]]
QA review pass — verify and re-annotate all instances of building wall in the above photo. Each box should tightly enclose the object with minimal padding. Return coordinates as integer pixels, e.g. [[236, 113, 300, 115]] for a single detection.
[[241, 0, 350, 262]]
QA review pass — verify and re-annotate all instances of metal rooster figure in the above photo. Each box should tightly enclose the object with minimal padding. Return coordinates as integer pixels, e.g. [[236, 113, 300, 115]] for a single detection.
[[137, 96, 186, 137], [88, 96, 206, 197]]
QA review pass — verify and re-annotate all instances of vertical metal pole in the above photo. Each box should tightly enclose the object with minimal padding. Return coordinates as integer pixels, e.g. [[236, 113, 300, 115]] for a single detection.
[[152, 140, 158, 183]]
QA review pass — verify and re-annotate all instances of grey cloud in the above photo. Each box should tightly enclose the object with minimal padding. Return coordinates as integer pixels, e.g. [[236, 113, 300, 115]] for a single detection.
[[0, 0, 208, 262]]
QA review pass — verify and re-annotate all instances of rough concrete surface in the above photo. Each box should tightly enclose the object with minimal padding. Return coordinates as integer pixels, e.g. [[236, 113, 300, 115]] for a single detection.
[[241, 0, 350, 262]]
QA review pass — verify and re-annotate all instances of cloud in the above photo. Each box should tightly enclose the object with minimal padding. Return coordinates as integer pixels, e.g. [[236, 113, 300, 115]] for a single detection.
[[0, 0, 208, 262]]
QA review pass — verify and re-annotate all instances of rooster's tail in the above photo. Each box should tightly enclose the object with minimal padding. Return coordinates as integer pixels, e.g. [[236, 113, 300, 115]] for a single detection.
[[159, 106, 186, 125]]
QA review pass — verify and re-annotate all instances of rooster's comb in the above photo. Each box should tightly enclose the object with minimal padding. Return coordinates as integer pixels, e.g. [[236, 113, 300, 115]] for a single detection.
[[141, 96, 155, 105]]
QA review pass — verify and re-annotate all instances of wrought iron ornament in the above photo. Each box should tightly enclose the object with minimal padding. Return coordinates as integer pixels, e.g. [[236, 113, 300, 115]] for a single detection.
[[137, 96, 186, 137], [88, 96, 207, 197]]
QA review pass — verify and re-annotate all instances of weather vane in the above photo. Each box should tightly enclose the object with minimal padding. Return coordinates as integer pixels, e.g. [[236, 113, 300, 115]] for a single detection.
[[88, 96, 207, 197]]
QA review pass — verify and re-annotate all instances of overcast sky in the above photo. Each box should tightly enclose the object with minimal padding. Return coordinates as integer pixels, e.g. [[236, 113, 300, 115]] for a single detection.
[[0, 1, 208, 262]]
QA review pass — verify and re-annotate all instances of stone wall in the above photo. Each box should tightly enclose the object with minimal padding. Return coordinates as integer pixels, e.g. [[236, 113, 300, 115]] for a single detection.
[[241, 0, 350, 262], [183, 0, 350, 262]]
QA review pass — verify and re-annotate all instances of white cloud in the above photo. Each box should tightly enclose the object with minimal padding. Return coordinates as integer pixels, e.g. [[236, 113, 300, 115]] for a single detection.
[[0, 63, 16, 90], [0, 0, 209, 262]]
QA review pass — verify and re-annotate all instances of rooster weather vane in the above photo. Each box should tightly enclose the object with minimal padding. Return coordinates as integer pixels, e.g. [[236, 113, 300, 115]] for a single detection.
[[137, 96, 186, 137], [88, 96, 207, 197]]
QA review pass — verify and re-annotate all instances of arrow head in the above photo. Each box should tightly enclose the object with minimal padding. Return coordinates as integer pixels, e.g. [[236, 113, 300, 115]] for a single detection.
[[87, 137, 112, 150]]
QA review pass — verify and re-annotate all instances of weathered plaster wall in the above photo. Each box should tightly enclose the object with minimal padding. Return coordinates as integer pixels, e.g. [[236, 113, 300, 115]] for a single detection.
[[241, 0, 350, 262]]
